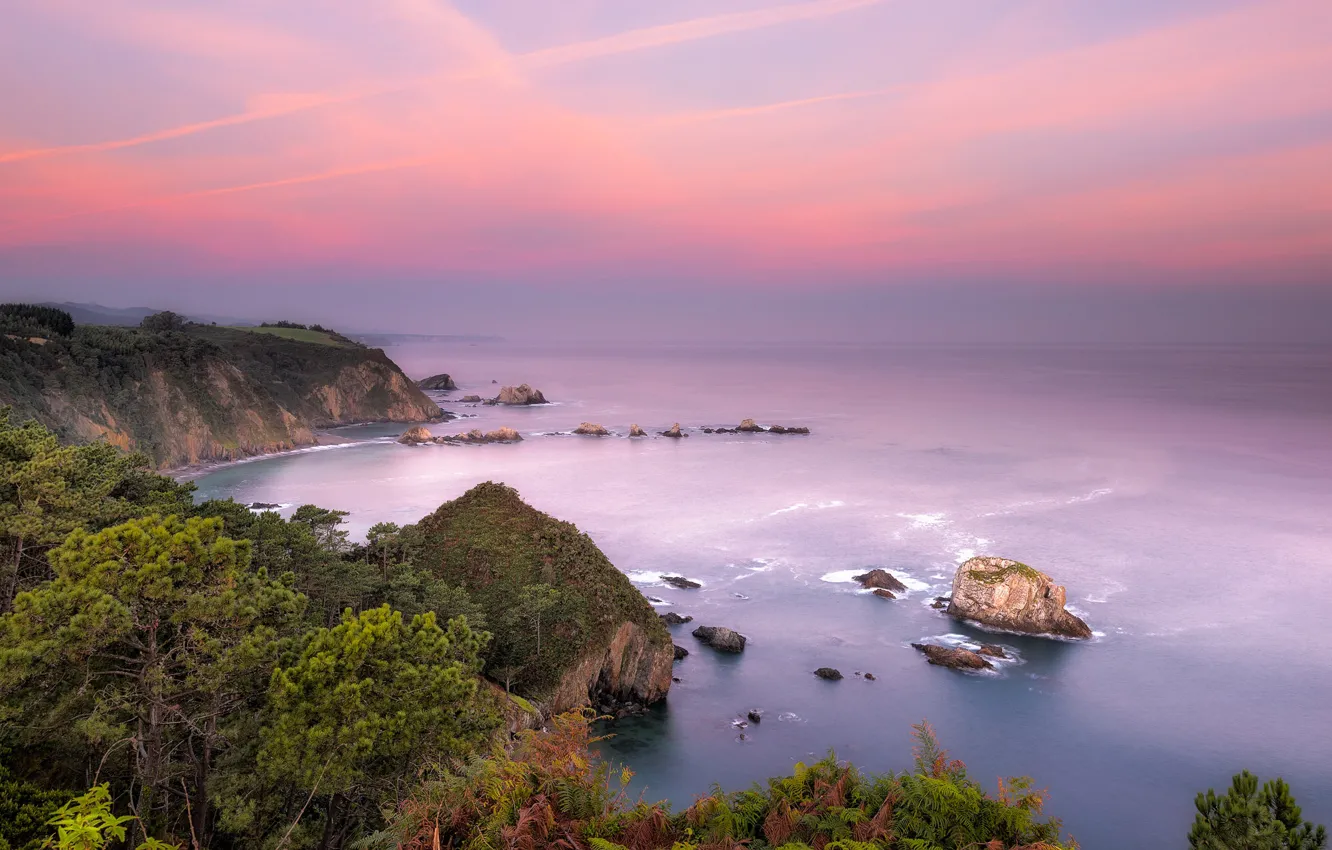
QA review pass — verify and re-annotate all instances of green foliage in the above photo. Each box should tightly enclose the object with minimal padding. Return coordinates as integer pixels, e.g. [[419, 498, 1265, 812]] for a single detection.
[[0, 514, 304, 843], [255, 605, 498, 843], [138, 312, 188, 333], [410, 482, 670, 697], [39, 785, 179, 850], [966, 560, 1043, 586], [0, 304, 74, 338], [0, 758, 74, 850], [0, 409, 195, 611], [1189, 770, 1327, 850]]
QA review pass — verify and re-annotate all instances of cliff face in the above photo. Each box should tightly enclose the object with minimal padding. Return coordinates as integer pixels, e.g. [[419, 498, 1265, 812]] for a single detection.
[[412, 483, 673, 711], [0, 325, 440, 468]]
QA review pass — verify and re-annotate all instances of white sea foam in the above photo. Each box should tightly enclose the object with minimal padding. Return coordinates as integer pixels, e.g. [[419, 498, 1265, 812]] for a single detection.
[[777, 712, 804, 723], [897, 512, 948, 528], [625, 570, 665, 585], [1083, 578, 1127, 603], [766, 500, 845, 518], [820, 569, 865, 584]]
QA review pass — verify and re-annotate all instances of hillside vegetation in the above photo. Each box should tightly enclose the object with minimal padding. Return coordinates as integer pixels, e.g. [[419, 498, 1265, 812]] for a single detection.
[[0, 306, 440, 467]]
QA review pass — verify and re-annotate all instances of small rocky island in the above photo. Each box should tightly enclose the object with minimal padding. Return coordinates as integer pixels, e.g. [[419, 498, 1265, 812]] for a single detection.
[[399, 425, 523, 445], [416, 373, 458, 391], [572, 422, 610, 436], [946, 556, 1092, 639], [854, 568, 907, 599], [702, 418, 811, 435], [488, 383, 548, 405]]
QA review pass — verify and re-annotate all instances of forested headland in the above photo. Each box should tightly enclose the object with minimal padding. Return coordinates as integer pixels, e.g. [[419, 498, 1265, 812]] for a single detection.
[[0, 305, 440, 469], [0, 400, 1324, 849]]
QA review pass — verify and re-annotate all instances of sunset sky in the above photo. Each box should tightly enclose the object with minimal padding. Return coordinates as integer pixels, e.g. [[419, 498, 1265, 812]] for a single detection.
[[1, 0, 1329, 340]]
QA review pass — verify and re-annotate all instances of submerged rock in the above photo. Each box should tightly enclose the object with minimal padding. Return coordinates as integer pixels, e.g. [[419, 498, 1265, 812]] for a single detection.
[[416, 373, 457, 391], [854, 569, 908, 593], [864, 672, 877, 681], [661, 423, 688, 438], [747, 709, 763, 723], [572, 422, 610, 436], [947, 556, 1092, 639], [872, 588, 897, 600], [494, 383, 548, 405], [662, 575, 701, 589], [693, 625, 746, 653], [932, 596, 951, 610], [977, 644, 1007, 659], [660, 612, 693, 625], [398, 425, 433, 445], [911, 643, 994, 671], [814, 667, 843, 680], [673, 644, 689, 660], [628, 424, 647, 437], [767, 425, 810, 434]]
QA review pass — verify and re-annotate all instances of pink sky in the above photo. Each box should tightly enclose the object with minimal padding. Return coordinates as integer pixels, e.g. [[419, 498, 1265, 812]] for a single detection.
[[0, 0, 1329, 301]]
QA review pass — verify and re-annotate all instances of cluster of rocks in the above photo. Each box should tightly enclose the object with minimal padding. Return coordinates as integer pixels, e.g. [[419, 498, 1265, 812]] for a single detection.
[[854, 568, 908, 599], [662, 575, 701, 589], [247, 501, 280, 510], [398, 425, 522, 445], [701, 419, 811, 435], [595, 693, 651, 721]]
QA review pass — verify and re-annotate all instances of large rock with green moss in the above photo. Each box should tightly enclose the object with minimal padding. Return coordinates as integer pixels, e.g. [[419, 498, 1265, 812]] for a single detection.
[[947, 556, 1092, 639], [412, 482, 674, 713]]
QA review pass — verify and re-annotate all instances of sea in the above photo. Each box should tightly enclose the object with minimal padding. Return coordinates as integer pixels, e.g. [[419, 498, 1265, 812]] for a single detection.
[[189, 340, 1332, 848]]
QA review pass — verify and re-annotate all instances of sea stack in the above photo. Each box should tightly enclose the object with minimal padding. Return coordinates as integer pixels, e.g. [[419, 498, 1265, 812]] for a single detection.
[[661, 423, 687, 438], [628, 424, 647, 437], [946, 556, 1092, 639], [398, 425, 433, 445], [494, 384, 548, 405], [416, 373, 457, 391]]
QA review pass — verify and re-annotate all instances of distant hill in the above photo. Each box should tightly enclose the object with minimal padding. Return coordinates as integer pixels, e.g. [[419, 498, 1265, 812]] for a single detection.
[[1, 306, 444, 468], [38, 301, 257, 328]]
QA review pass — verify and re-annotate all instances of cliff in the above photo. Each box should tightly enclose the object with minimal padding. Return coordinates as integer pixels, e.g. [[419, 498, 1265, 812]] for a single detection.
[[410, 482, 673, 714], [0, 319, 441, 468]]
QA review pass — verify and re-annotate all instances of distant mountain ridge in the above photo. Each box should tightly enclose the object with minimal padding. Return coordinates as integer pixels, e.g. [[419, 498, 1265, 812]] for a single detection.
[[38, 301, 256, 328], [1, 307, 443, 468]]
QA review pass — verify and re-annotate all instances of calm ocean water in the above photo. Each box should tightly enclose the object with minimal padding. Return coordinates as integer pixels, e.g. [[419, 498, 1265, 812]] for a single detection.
[[191, 341, 1332, 847]]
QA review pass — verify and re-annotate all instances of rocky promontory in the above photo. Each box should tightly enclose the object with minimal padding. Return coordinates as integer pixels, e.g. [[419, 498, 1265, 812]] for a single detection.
[[412, 482, 673, 714], [946, 556, 1092, 639]]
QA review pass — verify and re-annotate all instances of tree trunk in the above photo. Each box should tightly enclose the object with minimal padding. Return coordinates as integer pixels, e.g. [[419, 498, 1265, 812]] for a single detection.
[[319, 793, 343, 850], [192, 716, 213, 847], [1, 535, 23, 614]]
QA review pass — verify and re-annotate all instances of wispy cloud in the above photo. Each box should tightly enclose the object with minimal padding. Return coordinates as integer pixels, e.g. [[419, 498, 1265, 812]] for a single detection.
[[520, 0, 886, 69], [659, 87, 898, 124]]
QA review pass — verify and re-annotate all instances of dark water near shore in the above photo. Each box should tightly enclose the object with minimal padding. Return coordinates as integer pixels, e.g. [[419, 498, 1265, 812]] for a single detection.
[[191, 341, 1332, 848]]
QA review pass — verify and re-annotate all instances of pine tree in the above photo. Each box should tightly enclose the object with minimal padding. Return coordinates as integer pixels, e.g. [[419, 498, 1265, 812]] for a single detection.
[[1190, 770, 1327, 850]]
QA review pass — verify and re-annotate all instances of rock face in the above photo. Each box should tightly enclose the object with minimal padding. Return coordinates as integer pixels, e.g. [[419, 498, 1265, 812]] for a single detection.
[[661, 423, 687, 438], [459, 394, 483, 403], [416, 373, 457, 391], [947, 557, 1092, 639], [573, 422, 610, 436], [814, 667, 843, 680], [673, 644, 689, 660], [662, 575, 701, 589], [660, 612, 693, 625], [628, 424, 647, 437], [854, 569, 908, 593], [398, 425, 433, 445], [912, 643, 994, 671], [693, 625, 746, 653], [414, 483, 673, 714], [494, 383, 548, 405]]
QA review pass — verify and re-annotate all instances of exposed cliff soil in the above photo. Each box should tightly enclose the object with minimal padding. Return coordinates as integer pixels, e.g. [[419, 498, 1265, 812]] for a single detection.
[[412, 483, 673, 712], [0, 325, 441, 468]]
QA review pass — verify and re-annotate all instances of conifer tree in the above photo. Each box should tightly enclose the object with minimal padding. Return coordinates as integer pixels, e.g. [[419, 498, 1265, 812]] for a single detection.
[[1190, 770, 1327, 850]]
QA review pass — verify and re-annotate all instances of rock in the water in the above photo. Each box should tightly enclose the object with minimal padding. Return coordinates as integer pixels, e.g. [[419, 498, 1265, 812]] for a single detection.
[[460, 394, 483, 403], [872, 588, 897, 600], [747, 709, 762, 723], [433, 427, 522, 444], [662, 575, 701, 589], [660, 612, 693, 625], [911, 643, 994, 671], [628, 424, 647, 437], [416, 373, 457, 391], [673, 644, 689, 660], [398, 425, 433, 445], [931, 596, 951, 610], [572, 422, 610, 436], [976, 644, 1007, 658], [494, 383, 548, 405], [660, 422, 688, 438], [737, 418, 765, 432], [854, 569, 908, 593], [248, 501, 280, 510], [864, 672, 877, 681], [769, 425, 810, 435], [693, 625, 746, 653], [946, 556, 1092, 639], [814, 667, 843, 680]]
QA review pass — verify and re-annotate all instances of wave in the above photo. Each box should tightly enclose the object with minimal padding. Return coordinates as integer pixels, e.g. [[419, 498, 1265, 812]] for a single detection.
[[766, 500, 845, 518], [821, 568, 935, 597], [897, 511, 949, 529]]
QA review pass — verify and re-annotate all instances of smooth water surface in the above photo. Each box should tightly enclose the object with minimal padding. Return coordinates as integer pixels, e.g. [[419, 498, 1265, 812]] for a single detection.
[[191, 342, 1332, 848]]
